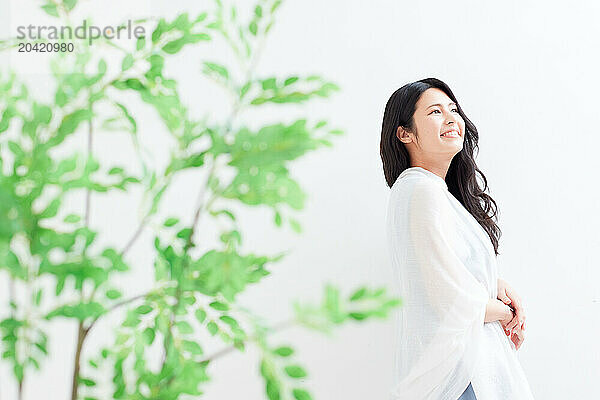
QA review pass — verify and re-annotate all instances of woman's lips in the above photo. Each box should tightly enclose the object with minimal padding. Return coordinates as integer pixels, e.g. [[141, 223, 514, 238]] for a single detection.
[[440, 130, 460, 138]]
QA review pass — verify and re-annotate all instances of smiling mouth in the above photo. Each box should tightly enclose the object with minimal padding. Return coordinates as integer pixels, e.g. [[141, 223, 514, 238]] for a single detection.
[[440, 130, 460, 138]]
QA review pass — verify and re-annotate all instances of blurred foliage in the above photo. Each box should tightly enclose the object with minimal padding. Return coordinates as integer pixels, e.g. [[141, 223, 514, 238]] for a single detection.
[[0, 0, 401, 399]]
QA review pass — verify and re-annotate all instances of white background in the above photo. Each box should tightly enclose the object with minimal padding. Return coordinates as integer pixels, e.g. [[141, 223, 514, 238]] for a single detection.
[[1, 0, 599, 399]]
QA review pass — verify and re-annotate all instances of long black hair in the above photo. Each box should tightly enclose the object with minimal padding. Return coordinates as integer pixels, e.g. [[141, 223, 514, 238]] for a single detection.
[[380, 77, 501, 256]]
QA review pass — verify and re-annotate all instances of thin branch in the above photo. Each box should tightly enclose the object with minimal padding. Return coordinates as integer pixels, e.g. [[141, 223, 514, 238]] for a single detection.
[[161, 155, 218, 367], [84, 105, 93, 227], [119, 216, 149, 257], [71, 96, 94, 400], [200, 318, 295, 363], [86, 291, 151, 334], [70, 321, 88, 400]]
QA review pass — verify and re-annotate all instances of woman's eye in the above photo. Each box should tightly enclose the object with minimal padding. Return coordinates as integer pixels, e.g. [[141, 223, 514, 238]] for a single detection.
[[430, 108, 459, 114]]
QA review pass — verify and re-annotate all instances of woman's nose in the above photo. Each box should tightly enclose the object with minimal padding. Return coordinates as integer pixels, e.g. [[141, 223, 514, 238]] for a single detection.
[[445, 114, 458, 125]]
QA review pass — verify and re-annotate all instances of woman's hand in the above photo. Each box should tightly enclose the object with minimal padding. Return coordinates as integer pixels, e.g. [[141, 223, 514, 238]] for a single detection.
[[497, 278, 526, 335], [497, 301, 514, 327], [509, 324, 525, 350]]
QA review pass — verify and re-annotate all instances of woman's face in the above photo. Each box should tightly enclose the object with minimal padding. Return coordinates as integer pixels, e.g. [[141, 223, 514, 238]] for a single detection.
[[397, 88, 465, 159]]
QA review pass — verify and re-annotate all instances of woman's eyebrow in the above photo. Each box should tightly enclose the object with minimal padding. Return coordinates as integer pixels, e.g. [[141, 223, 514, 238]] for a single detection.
[[427, 102, 457, 109]]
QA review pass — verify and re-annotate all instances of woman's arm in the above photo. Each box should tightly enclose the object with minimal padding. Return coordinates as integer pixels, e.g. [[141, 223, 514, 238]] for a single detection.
[[485, 297, 514, 324]]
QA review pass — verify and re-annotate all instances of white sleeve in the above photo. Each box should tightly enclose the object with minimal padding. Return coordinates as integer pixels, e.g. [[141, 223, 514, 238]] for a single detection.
[[388, 180, 490, 400], [407, 181, 490, 325]]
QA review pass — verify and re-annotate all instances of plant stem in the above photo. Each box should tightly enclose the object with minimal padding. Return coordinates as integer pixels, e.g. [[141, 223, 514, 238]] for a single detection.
[[160, 154, 218, 369], [201, 318, 295, 363], [86, 292, 152, 334], [119, 216, 149, 257], [71, 96, 94, 400], [70, 322, 90, 400]]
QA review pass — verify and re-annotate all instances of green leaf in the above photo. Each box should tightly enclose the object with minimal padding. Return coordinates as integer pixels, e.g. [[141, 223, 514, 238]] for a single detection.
[[64, 214, 81, 223], [292, 388, 313, 400], [261, 78, 277, 91], [134, 304, 152, 315], [273, 346, 294, 357], [219, 315, 240, 331], [189, 33, 211, 42], [0, 104, 17, 133], [105, 289, 122, 300], [195, 12, 208, 23], [163, 217, 179, 227], [14, 364, 23, 381], [265, 379, 281, 400], [28, 356, 40, 370], [249, 77, 340, 105], [55, 89, 68, 108], [209, 301, 229, 311], [271, 0, 283, 13], [182, 340, 204, 355], [195, 308, 207, 323], [102, 248, 129, 272], [162, 38, 188, 54], [314, 120, 327, 129], [23, 103, 52, 137], [136, 36, 146, 51], [63, 0, 77, 11], [108, 167, 124, 175], [41, 3, 59, 17], [349, 287, 367, 301], [209, 209, 236, 221], [175, 320, 194, 334], [113, 102, 137, 133], [206, 321, 218, 335], [142, 327, 155, 345], [240, 82, 251, 99], [125, 78, 144, 91], [274, 211, 282, 227], [203, 62, 229, 81], [249, 21, 258, 36], [349, 312, 368, 320], [145, 54, 164, 80], [51, 109, 92, 147], [176, 227, 192, 241], [219, 230, 241, 246], [284, 77, 299, 86], [7, 141, 24, 159], [121, 54, 134, 71], [284, 365, 307, 378], [34, 340, 48, 356], [152, 19, 167, 43], [79, 377, 96, 387], [289, 218, 302, 233], [122, 311, 141, 328], [233, 338, 245, 351], [165, 152, 205, 175], [34, 289, 43, 306], [38, 198, 61, 219], [170, 13, 190, 30]]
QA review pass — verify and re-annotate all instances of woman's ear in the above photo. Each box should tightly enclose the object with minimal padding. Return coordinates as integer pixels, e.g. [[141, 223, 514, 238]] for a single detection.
[[396, 126, 412, 144]]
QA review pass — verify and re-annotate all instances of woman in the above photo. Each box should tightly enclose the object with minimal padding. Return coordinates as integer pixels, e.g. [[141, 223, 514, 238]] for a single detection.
[[380, 78, 535, 400]]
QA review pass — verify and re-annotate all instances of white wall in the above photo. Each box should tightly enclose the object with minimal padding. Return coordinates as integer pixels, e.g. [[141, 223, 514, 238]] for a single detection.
[[1, 0, 599, 399]]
